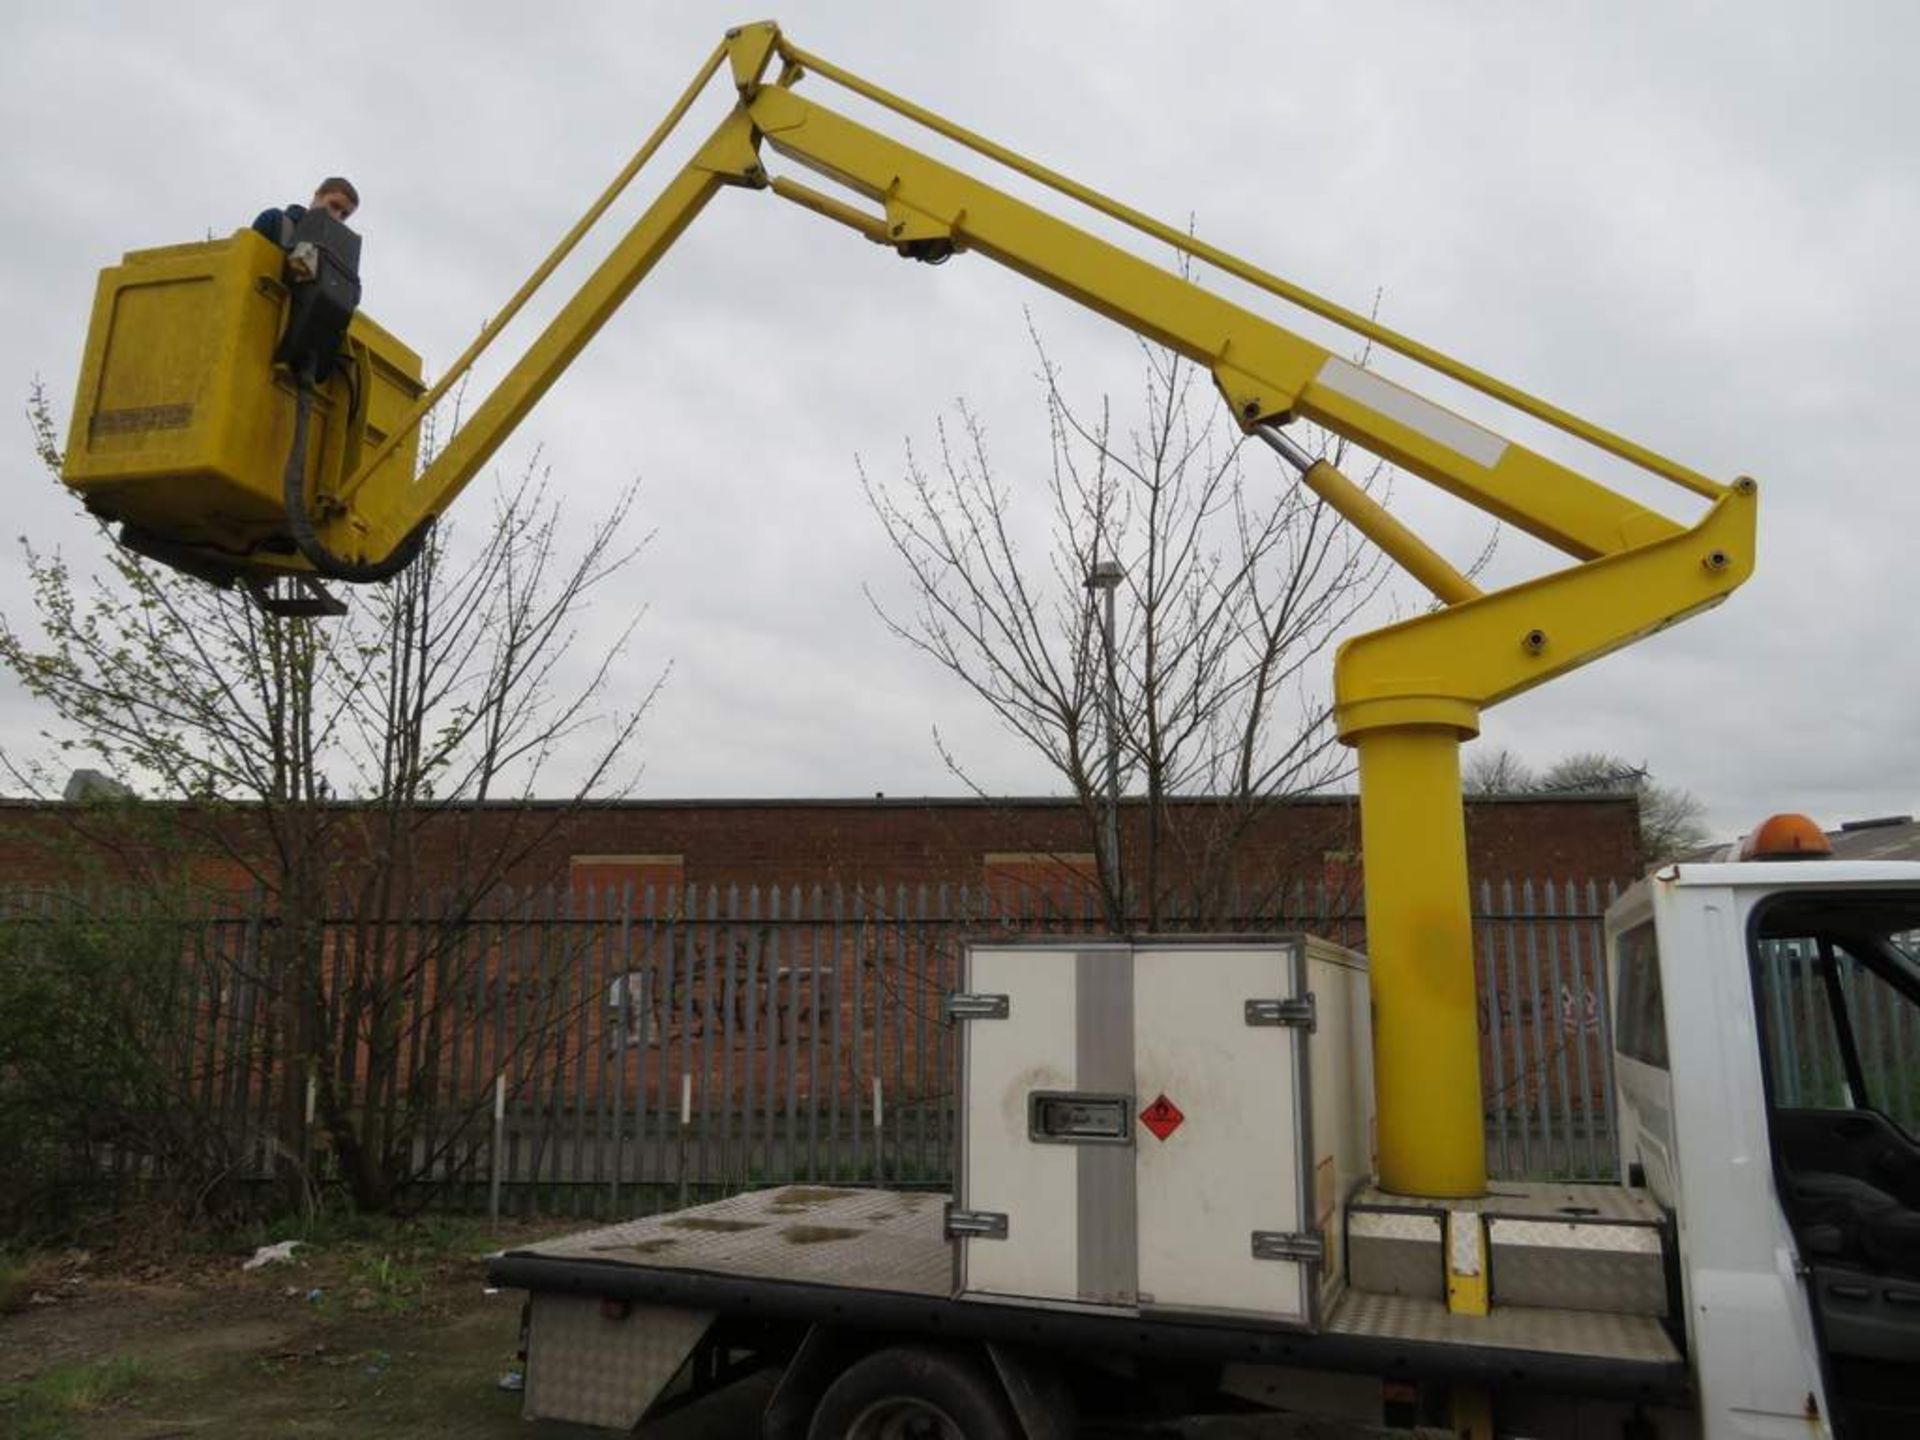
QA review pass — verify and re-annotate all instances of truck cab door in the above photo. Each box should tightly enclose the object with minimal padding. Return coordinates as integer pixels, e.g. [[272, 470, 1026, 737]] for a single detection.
[[1750, 890, 1920, 1439]]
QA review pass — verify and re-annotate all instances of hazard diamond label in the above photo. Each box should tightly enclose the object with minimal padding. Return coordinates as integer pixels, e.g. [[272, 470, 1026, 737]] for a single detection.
[[1140, 1093, 1185, 1142]]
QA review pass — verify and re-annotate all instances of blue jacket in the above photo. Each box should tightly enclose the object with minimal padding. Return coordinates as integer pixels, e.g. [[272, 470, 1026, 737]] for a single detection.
[[251, 203, 307, 248]]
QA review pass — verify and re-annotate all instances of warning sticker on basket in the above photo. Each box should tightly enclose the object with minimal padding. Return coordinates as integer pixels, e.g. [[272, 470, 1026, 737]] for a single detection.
[[1140, 1093, 1185, 1141]]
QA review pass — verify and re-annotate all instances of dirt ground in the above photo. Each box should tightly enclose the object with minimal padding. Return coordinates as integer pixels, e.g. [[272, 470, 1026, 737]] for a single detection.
[[0, 1218, 764, 1439]]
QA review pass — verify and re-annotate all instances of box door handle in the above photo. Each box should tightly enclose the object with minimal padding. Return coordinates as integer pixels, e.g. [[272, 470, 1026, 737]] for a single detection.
[[1028, 1091, 1134, 1145]]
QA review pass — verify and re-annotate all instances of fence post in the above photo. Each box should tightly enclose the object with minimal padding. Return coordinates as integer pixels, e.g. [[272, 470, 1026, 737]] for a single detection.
[[489, 1073, 505, 1224], [1478, 879, 1508, 1178], [1592, 879, 1622, 1177], [678, 1071, 693, 1210]]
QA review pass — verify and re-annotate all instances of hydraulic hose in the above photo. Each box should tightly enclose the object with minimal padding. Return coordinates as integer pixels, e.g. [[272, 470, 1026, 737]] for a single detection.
[[283, 369, 432, 584]]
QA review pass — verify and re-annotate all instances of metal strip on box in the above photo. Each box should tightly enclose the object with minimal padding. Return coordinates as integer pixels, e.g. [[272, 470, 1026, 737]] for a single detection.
[[1076, 946, 1137, 1305], [952, 945, 975, 1299], [1289, 938, 1320, 1325], [952, 945, 972, 1299]]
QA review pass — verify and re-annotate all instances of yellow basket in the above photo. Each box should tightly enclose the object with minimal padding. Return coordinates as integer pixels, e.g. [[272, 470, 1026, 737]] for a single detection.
[[62, 229, 422, 578]]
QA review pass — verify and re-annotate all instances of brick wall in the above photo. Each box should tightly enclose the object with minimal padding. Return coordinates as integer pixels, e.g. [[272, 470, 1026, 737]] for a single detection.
[[0, 793, 1641, 897]]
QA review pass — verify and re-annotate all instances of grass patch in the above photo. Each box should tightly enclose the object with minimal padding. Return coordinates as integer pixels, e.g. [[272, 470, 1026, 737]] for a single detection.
[[403, 1215, 501, 1260], [215, 1206, 517, 1268], [206, 1201, 390, 1256], [0, 1355, 152, 1438], [343, 1253, 429, 1314]]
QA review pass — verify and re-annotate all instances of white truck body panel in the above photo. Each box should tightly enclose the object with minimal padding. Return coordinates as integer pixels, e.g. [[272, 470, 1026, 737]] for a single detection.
[[958, 945, 1085, 1304], [1134, 944, 1305, 1318], [956, 936, 1372, 1326]]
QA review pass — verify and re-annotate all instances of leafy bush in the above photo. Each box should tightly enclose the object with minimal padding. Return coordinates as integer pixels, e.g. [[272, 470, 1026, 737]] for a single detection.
[[0, 1253, 36, 1313], [0, 894, 255, 1238]]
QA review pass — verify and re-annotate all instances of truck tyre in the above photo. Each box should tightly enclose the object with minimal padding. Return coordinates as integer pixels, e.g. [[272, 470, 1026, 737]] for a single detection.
[[806, 1344, 1021, 1440]]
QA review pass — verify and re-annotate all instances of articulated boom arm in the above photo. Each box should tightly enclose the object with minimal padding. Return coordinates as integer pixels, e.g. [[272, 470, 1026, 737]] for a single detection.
[[313, 23, 1761, 1197]]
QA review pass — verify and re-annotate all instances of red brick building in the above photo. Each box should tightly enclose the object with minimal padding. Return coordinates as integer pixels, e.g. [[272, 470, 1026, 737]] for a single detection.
[[0, 792, 1641, 901], [0, 793, 1639, 1190]]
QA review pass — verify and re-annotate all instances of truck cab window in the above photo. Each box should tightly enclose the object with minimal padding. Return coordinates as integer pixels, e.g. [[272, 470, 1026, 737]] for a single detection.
[[1755, 901, 1920, 1136], [1757, 935, 1861, 1111], [1614, 922, 1668, 1069], [1826, 950, 1920, 1137]]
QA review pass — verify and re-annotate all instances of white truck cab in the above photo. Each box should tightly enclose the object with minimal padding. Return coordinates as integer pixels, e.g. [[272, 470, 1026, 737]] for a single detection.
[[1608, 846, 1920, 1439]]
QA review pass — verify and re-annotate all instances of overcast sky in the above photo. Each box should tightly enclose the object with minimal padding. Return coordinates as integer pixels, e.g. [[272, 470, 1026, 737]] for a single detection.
[[2, 1, 1914, 839]]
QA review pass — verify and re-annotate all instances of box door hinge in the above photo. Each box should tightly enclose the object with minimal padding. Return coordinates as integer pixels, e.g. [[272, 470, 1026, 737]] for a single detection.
[[1245, 994, 1316, 1031], [943, 993, 1010, 1021], [1251, 1230, 1324, 1265], [945, 1205, 1009, 1241]]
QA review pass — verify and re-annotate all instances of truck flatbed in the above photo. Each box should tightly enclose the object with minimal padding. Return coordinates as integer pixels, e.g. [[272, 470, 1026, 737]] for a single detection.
[[486, 1186, 1687, 1404]]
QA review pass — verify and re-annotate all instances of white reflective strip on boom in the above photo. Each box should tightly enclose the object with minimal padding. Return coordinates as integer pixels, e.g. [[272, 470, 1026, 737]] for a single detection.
[[1317, 357, 1510, 471]]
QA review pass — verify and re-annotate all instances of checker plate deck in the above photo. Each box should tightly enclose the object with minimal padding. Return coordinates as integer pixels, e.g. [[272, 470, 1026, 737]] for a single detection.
[[1347, 1179, 1665, 1225], [499, 1186, 1681, 1375], [515, 1186, 949, 1295]]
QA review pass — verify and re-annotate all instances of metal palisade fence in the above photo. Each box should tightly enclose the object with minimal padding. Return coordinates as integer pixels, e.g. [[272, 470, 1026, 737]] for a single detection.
[[1754, 933, 1920, 1136], [3, 877, 1642, 1219]]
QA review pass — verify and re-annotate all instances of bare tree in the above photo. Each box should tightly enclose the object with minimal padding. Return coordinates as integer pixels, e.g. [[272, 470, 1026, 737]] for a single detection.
[[1535, 751, 1711, 865], [3, 382, 660, 1211], [863, 327, 1399, 929], [1462, 745, 1536, 796], [1462, 745, 1710, 865]]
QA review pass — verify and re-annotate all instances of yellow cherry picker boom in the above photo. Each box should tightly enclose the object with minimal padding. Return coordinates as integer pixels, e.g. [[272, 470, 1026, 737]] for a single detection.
[[64, 23, 1912, 1440]]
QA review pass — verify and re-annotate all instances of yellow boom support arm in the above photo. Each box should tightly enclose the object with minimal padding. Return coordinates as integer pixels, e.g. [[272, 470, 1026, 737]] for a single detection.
[[81, 22, 1762, 1198]]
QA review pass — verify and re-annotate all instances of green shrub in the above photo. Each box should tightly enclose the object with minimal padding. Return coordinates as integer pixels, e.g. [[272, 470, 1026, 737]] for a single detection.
[[0, 895, 253, 1239], [0, 1253, 36, 1314]]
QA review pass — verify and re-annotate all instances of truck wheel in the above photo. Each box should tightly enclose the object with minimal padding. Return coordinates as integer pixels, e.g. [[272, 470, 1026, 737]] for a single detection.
[[806, 1345, 1020, 1440]]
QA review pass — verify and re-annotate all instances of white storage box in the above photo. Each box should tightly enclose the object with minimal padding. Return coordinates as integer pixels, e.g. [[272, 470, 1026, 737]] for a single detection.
[[949, 935, 1372, 1329]]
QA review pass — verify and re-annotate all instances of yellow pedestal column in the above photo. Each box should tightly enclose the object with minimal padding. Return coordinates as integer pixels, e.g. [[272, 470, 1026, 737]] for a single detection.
[[1356, 724, 1487, 1198]]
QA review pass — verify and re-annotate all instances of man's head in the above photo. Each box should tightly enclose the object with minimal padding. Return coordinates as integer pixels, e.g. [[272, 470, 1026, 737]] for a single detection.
[[310, 177, 359, 222]]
